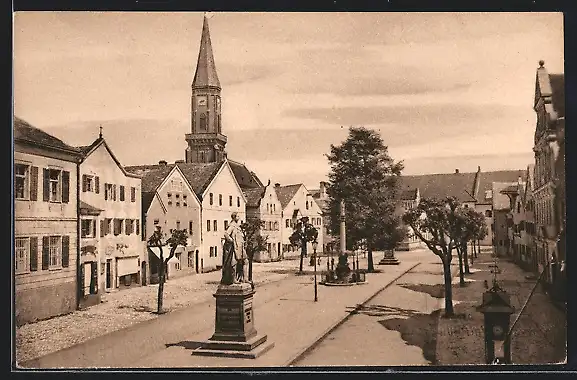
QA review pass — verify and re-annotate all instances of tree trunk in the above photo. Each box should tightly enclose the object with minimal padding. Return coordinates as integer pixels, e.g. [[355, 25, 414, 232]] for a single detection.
[[157, 261, 165, 314], [442, 258, 454, 317], [299, 241, 306, 273], [457, 246, 465, 287], [477, 240, 480, 258], [367, 243, 375, 272], [464, 243, 471, 274]]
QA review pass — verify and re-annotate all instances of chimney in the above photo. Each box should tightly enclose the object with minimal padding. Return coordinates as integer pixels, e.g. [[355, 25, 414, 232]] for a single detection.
[[159, 160, 167, 166], [477, 166, 481, 172], [455, 169, 460, 174], [275, 183, 281, 188]]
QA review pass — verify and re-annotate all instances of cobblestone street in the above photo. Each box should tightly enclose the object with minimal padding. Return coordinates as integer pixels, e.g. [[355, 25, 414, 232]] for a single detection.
[[15, 262, 294, 363]]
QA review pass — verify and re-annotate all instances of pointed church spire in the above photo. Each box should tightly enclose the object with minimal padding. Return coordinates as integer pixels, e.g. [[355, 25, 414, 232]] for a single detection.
[[192, 14, 221, 89]]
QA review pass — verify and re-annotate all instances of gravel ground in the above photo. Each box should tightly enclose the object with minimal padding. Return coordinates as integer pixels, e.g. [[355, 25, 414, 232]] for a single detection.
[[15, 263, 293, 363], [435, 251, 567, 365]]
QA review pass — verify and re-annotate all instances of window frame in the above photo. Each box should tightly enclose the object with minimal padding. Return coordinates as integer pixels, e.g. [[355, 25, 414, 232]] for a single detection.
[[48, 168, 62, 203], [15, 237, 30, 274], [81, 219, 96, 238], [48, 235, 62, 269], [15, 163, 30, 200]]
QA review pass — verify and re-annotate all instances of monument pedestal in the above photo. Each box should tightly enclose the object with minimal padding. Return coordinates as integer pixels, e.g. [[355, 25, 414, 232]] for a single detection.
[[192, 282, 274, 359], [378, 250, 400, 265]]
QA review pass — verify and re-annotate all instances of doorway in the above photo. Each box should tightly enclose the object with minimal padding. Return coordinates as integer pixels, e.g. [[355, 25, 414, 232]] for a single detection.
[[195, 250, 199, 273], [141, 261, 147, 286], [105, 259, 112, 289]]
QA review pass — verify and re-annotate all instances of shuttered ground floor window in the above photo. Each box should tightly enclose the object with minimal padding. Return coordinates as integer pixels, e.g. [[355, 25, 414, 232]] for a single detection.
[[15, 237, 29, 274]]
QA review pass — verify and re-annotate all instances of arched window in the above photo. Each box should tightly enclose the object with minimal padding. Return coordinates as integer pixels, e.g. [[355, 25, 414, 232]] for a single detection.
[[199, 113, 207, 130]]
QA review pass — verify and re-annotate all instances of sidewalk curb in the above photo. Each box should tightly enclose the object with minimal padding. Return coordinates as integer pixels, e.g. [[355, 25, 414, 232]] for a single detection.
[[284, 262, 421, 367]]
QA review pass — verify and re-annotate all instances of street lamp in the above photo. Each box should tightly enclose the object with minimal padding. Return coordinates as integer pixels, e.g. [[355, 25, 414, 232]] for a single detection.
[[312, 240, 318, 302]]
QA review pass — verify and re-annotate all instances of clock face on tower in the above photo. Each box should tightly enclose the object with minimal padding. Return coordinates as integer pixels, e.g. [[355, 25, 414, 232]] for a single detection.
[[197, 96, 207, 107]]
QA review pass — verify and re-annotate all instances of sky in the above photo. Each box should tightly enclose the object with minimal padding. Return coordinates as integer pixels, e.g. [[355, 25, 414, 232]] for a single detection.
[[13, 12, 564, 190]]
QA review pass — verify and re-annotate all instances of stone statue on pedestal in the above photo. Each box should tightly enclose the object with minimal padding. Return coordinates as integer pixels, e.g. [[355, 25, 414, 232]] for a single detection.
[[221, 212, 249, 285]]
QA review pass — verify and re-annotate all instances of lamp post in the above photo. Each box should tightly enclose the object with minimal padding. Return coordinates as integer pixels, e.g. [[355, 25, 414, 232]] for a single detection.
[[312, 240, 318, 302]]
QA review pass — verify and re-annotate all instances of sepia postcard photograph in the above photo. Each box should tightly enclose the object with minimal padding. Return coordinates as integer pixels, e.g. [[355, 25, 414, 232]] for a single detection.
[[12, 10, 567, 370]]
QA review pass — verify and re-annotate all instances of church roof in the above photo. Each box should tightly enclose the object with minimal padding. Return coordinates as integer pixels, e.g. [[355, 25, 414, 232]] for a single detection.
[[192, 16, 221, 89], [275, 184, 304, 209]]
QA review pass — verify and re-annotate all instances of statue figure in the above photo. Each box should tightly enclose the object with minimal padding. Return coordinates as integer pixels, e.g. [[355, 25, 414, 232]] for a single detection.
[[221, 212, 248, 285]]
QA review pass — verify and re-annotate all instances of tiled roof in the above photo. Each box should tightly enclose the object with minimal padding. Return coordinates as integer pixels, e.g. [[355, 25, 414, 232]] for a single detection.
[[228, 159, 264, 189], [549, 73, 565, 118], [76, 138, 103, 156], [493, 182, 516, 210], [79, 200, 103, 215], [243, 187, 265, 207], [125, 164, 176, 194], [142, 192, 156, 213], [275, 184, 303, 209], [126, 161, 223, 205], [474, 170, 525, 204], [401, 188, 418, 201], [176, 162, 223, 196], [14, 116, 79, 154], [192, 16, 221, 89], [399, 172, 477, 203], [500, 184, 519, 194]]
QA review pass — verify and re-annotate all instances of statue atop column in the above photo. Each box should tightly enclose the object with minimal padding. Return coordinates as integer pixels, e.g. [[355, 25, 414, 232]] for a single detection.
[[221, 212, 248, 285]]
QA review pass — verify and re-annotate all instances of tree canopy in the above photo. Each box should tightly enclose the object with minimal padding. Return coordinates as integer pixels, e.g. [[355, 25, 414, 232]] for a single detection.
[[326, 126, 405, 271]]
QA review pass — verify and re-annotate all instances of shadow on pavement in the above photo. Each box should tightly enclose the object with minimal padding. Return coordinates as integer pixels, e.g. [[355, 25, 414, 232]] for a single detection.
[[346, 304, 440, 365], [165, 341, 203, 350], [398, 283, 445, 299]]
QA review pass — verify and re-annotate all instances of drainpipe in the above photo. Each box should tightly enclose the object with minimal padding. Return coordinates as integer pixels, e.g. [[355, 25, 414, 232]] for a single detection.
[[76, 159, 81, 310]]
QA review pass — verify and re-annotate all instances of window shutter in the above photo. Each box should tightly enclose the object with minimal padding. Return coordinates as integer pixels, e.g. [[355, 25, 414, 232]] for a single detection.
[[120, 185, 125, 201], [42, 236, 49, 270], [82, 175, 87, 192], [30, 237, 38, 271], [136, 220, 140, 236], [113, 185, 117, 201], [100, 220, 105, 237], [125, 219, 130, 235], [131, 187, 135, 202], [62, 171, 70, 203], [30, 166, 38, 201], [62, 235, 70, 267], [43, 168, 50, 202], [80, 264, 85, 297], [90, 262, 98, 294], [93, 220, 97, 237], [95, 176, 100, 194]]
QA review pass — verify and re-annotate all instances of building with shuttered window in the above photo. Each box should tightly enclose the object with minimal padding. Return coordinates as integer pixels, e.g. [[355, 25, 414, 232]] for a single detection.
[[76, 131, 143, 304], [14, 117, 82, 325]]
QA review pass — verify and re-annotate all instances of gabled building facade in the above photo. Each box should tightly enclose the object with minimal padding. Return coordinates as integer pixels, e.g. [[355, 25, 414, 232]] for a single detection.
[[76, 134, 144, 303], [276, 183, 324, 259], [125, 163, 202, 283], [398, 187, 423, 251], [532, 60, 565, 293], [14, 117, 82, 325], [310, 181, 336, 254], [244, 182, 282, 262]]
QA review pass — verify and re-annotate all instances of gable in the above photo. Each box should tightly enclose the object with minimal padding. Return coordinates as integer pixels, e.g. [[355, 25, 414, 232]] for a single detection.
[[203, 161, 247, 203], [157, 167, 202, 208]]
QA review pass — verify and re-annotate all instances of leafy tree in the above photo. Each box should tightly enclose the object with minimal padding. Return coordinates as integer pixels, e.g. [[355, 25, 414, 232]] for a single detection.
[[147, 227, 188, 314], [326, 126, 404, 272], [241, 219, 269, 282], [289, 216, 319, 273], [403, 196, 461, 317], [451, 207, 488, 286]]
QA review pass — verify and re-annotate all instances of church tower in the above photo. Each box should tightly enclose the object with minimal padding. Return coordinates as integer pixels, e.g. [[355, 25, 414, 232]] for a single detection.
[[185, 15, 227, 164]]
